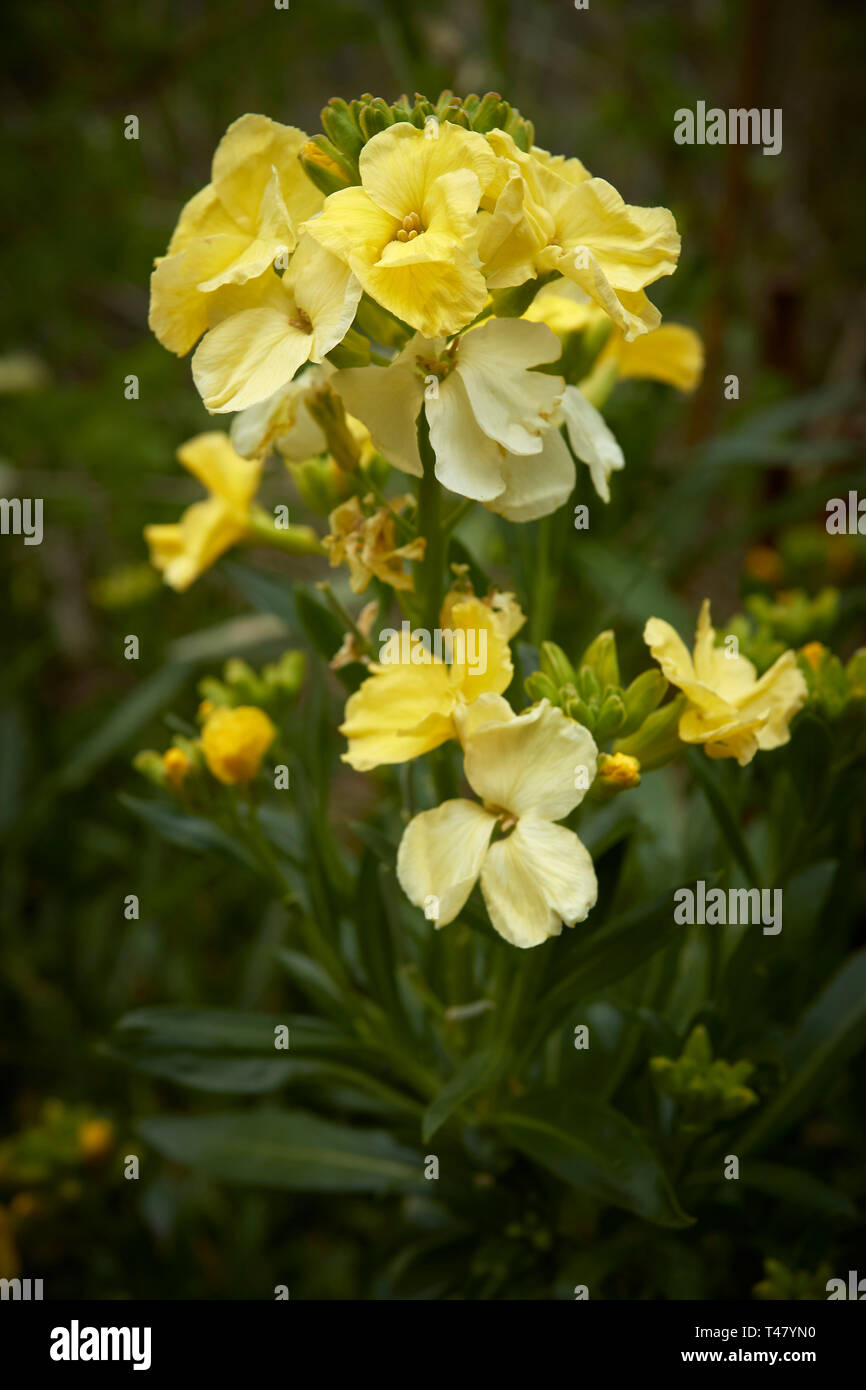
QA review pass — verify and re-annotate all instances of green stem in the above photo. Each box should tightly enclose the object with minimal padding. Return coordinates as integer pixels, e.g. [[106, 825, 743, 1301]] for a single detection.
[[529, 514, 556, 645], [686, 750, 761, 885], [415, 416, 445, 631]]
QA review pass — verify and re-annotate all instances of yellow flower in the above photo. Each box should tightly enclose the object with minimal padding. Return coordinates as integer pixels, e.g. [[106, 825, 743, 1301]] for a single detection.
[[340, 591, 525, 770], [597, 751, 641, 790], [487, 131, 680, 340], [800, 641, 826, 671], [144, 433, 262, 591], [77, 1119, 114, 1161], [149, 115, 323, 355], [191, 234, 362, 412], [644, 600, 807, 766], [324, 495, 425, 593], [162, 747, 191, 790], [304, 121, 497, 337], [397, 695, 598, 948], [526, 280, 704, 391], [201, 706, 276, 785]]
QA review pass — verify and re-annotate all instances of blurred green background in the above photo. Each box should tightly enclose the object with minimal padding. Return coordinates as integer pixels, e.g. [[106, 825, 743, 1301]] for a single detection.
[[1, 0, 864, 1298]]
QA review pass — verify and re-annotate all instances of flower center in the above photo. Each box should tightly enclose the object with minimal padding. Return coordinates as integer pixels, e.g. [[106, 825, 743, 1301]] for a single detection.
[[288, 308, 313, 333], [395, 212, 423, 242]]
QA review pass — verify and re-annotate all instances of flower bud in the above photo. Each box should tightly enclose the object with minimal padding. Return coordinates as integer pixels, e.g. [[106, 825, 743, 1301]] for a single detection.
[[539, 641, 575, 689], [201, 706, 276, 786], [614, 694, 686, 770], [579, 630, 620, 691]]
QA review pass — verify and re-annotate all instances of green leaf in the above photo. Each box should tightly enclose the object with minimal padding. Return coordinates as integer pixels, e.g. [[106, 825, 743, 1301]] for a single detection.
[[104, 1045, 297, 1094], [422, 1048, 503, 1142], [522, 888, 688, 1055], [740, 949, 866, 1153], [690, 1162, 856, 1220], [498, 1092, 691, 1228], [138, 1109, 426, 1192], [114, 1006, 356, 1058], [118, 795, 257, 868], [57, 663, 191, 789]]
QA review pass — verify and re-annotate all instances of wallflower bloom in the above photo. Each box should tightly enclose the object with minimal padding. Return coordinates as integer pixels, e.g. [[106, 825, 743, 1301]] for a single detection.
[[397, 695, 598, 947], [191, 235, 362, 412], [201, 705, 276, 784], [486, 131, 680, 340], [644, 600, 807, 765], [304, 121, 497, 337], [340, 591, 524, 770], [324, 495, 425, 593], [144, 433, 263, 591], [149, 115, 323, 355], [334, 315, 623, 515]]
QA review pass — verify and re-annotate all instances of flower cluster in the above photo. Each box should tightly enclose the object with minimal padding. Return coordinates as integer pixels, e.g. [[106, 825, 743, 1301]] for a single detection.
[[142, 92, 818, 949]]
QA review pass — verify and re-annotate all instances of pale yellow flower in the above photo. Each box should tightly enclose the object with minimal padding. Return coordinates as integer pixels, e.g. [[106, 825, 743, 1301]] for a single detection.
[[144, 433, 263, 592], [486, 130, 680, 340], [324, 495, 425, 593], [334, 317, 601, 519], [397, 695, 598, 948], [644, 600, 808, 765], [191, 235, 362, 413], [201, 705, 276, 785], [340, 592, 525, 770], [304, 121, 497, 337], [149, 115, 323, 355]]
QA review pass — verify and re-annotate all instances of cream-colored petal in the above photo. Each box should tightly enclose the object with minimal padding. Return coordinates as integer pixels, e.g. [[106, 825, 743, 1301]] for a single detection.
[[453, 691, 516, 745], [287, 235, 363, 359], [740, 651, 807, 750], [456, 318, 564, 454], [230, 368, 331, 459], [480, 819, 597, 947], [331, 351, 425, 478], [192, 302, 313, 413], [426, 374, 506, 501], [463, 699, 598, 820], [397, 799, 495, 927], [487, 426, 576, 523], [558, 384, 624, 503]]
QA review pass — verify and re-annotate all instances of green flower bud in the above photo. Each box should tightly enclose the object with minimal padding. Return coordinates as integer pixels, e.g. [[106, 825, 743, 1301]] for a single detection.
[[614, 695, 687, 770], [620, 668, 668, 735], [579, 630, 620, 691], [320, 98, 366, 168], [539, 641, 576, 689], [287, 455, 354, 514], [564, 694, 596, 730], [525, 671, 561, 704], [576, 665, 601, 702], [594, 690, 628, 741]]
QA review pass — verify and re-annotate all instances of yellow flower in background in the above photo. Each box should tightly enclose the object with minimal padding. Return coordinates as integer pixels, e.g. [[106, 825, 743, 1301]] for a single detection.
[[201, 705, 276, 784], [526, 279, 704, 392], [305, 121, 497, 337], [162, 747, 191, 790], [340, 591, 525, 770], [77, 1120, 114, 1162], [397, 695, 598, 948], [644, 600, 807, 766], [191, 235, 363, 412], [149, 115, 323, 355], [487, 130, 680, 340], [324, 495, 425, 593], [144, 433, 262, 591]]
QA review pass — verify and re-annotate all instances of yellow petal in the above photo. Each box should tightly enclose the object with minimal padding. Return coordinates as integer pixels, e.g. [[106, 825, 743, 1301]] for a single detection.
[[447, 597, 515, 702], [340, 660, 455, 770], [397, 799, 495, 926], [609, 323, 704, 392], [176, 432, 262, 509], [304, 185, 398, 269], [463, 699, 598, 820], [145, 497, 242, 591], [211, 114, 321, 232], [480, 819, 597, 947], [331, 346, 425, 478], [359, 121, 496, 221], [192, 301, 313, 413], [149, 235, 251, 355]]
